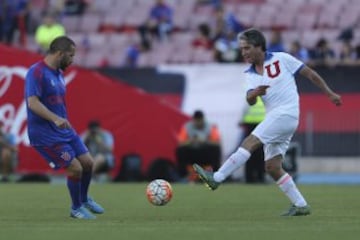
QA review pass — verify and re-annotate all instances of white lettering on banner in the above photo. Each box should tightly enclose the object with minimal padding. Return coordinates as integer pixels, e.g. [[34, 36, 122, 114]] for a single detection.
[[0, 65, 77, 146]]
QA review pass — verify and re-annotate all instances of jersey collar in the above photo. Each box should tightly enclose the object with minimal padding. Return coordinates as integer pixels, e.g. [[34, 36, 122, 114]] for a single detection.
[[41, 60, 62, 75]]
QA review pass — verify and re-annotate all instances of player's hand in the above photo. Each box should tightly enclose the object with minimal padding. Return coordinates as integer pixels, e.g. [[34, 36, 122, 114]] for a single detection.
[[254, 85, 270, 96], [329, 93, 342, 106], [54, 117, 72, 129]]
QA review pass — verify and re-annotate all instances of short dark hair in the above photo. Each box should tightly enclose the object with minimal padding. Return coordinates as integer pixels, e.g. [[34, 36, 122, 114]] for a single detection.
[[48, 36, 75, 54], [88, 120, 100, 130], [237, 28, 267, 51], [193, 110, 204, 119]]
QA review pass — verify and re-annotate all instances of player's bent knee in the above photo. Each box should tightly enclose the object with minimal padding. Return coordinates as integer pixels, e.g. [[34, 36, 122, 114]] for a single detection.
[[241, 135, 262, 153], [67, 168, 82, 178], [77, 153, 95, 172], [265, 158, 283, 175], [66, 159, 83, 177]]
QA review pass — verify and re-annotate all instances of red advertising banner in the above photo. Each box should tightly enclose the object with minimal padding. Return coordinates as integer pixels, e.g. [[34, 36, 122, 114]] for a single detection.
[[0, 44, 188, 177]]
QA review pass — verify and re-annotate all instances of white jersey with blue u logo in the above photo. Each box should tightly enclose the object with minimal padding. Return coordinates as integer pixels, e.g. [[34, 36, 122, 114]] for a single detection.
[[244, 52, 305, 159], [245, 52, 304, 119]]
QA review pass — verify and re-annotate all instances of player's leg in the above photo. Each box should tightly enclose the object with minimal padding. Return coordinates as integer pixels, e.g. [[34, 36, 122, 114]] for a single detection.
[[72, 134, 104, 214], [214, 134, 261, 182], [70, 136, 95, 204], [66, 158, 96, 219], [66, 159, 83, 210], [76, 152, 93, 200], [264, 146, 310, 216], [77, 152, 105, 214], [193, 134, 262, 190], [208, 116, 271, 185]]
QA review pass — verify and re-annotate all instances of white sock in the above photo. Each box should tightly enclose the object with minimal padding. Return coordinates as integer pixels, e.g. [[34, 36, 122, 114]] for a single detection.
[[213, 147, 251, 182], [277, 173, 307, 207]]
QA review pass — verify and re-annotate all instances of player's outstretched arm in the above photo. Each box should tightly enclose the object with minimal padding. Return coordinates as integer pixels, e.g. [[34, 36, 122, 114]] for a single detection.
[[246, 85, 270, 105], [27, 96, 72, 129], [299, 65, 342, 106]]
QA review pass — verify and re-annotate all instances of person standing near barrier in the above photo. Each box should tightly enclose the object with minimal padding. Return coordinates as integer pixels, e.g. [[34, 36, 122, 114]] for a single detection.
[[194, 28, 342, 216], [241, 96, 266, 183], [25, 36, 104, 219], [176, 110, 221, 181]]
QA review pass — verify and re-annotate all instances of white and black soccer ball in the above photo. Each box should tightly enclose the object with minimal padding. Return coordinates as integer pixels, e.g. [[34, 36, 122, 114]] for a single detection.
[[146, 179, 173, 206]]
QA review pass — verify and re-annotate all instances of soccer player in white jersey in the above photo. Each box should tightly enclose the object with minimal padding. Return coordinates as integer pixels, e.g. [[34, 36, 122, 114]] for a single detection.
[[193, 28, 342, 216]]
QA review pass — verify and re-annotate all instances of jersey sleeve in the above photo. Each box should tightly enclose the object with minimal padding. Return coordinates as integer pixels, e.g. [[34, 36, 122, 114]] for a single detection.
[[25, 66, 43, 98], [280, 52, 304, 75]]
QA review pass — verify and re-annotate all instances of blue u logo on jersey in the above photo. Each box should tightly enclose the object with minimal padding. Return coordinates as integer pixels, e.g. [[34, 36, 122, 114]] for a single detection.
[[265, 60, 281, 78]]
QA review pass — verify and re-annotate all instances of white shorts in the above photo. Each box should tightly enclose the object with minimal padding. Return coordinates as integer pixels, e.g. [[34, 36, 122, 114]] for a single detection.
[[252, 113, 299, 161]]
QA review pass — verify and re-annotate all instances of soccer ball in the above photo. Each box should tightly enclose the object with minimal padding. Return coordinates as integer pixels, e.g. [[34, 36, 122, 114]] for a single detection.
[[146, 179, 173, 206]]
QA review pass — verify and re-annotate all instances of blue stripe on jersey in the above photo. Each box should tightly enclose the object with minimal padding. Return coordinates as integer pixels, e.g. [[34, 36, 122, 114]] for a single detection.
[[293, 63, 305, 76]]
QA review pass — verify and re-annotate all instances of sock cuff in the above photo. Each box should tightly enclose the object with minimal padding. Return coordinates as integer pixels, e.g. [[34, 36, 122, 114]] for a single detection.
[[276, 173, 291, 185], [238, 147, 251, 158], [67, 176, 80, 182]]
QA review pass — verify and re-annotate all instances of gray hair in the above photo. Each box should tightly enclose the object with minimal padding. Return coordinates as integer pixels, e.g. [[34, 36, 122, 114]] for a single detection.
[[237, 28, 267, 51]]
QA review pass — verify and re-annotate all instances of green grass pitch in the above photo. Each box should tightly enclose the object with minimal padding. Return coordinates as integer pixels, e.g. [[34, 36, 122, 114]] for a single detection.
[[0, 183, 359, 240]]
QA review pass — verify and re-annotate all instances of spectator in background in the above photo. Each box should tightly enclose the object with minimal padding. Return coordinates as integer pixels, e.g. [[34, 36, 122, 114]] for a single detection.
[[0, 0, 30, 45], [212, 6, 244, 42], [35, 13, 65, 54], [82, 120, 115, 177], [309, 38, 336, 66], [176, 110, 221, 181], [339, 41, 357, 65], [338, 26, 353, 43], [123, 43, 141, 67], [211, 6, 244, 63], [192, 23, 213, 50], [267, 30, 285, 52], [0, 121, 18, 182], [138, 0, 174, 50], [240, 97, 266, 183], [337, 26, 356, 65], [63, 0, 89, 16], [289, 40, 309, 64], [214, 29, 242, 63]]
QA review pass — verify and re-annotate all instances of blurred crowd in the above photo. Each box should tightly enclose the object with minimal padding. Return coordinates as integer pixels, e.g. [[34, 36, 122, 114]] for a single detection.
[[1, 0, 360, 67]]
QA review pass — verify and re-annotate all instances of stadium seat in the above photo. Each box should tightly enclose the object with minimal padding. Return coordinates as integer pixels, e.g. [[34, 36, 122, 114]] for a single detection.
[[21, 0, 360, 67], [62, 16, 81, 33], [91, 0, 115, 13], [192, 48, 214, 63], [79, 14, 102, 33]]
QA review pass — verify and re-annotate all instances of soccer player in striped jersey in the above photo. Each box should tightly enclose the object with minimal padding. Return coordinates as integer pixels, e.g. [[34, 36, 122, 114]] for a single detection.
[[25, 36, 104, 219], [194, 28, 342, 216]]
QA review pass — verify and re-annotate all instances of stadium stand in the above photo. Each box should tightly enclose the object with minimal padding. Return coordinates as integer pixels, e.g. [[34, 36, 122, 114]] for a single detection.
[[3, 0, 360, 67]]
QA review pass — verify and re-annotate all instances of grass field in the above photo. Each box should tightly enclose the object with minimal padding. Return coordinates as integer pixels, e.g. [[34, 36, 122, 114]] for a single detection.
[[0, 183, 359, 240]]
